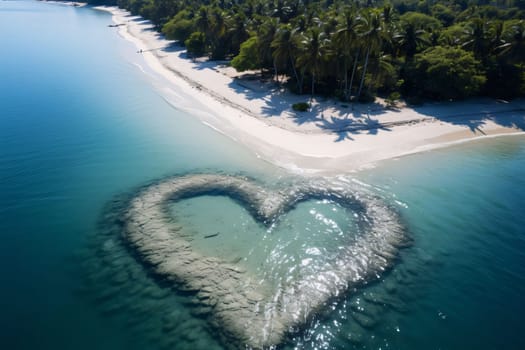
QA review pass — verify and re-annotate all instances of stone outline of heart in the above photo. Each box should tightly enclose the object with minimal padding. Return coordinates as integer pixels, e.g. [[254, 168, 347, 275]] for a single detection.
[[123, 174, 406, 348]]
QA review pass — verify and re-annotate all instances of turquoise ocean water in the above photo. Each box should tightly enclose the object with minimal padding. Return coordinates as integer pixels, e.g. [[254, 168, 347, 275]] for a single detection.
[[1, 2, 524, 349]]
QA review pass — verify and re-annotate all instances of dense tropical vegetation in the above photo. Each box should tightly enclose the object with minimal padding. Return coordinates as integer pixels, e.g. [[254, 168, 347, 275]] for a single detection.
[[90, 0, 525, 102]]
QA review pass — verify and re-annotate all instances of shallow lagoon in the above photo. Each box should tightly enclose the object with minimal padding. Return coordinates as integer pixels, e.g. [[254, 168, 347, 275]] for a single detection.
[[1, 2, 524, 349]]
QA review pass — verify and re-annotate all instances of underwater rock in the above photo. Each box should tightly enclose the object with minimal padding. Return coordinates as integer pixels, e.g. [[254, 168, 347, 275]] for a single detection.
[[120, 174, 407, 349], [111, 270, 129, 286], [143, 285, 170, 300], [362, 291, 408, 314], [347, 325, 365, 345], [384, 280, 398, 294], [351, 311, 377, 329]]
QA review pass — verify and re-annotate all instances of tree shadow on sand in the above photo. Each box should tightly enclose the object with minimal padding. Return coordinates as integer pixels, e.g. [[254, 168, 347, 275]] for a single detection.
[[124, 22, 525, 141], [125, 14, 155, 27], [410, 100, 525, 134], [225, 74, 398, 132], [316, 116, 393, 142], [161, 42, 185, 53], [120, 13, 525, 142]]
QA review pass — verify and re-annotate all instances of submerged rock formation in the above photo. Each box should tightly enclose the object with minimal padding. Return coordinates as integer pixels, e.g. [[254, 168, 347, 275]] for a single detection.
[[123, 174, 407, 348]]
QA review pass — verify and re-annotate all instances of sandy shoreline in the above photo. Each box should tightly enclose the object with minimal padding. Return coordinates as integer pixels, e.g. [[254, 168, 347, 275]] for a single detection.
[[95, 5, 525, 173]]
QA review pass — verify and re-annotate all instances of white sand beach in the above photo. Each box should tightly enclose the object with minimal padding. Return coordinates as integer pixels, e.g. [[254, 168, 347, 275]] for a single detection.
[[96, 6, 525, 173]]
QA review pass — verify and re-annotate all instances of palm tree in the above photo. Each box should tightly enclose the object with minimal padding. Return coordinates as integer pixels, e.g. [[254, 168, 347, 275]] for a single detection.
[[195, 6, 210, 38], [227, 13, 249, 55], [297, 27, 330, 99], [209, 8, 227, 59], [498, 20, 525, 63], [382, 3, 395, 26], [356, 10, 384, 100], [462, 18, 490, 60], [333, 7, 360, 100], [489, 20, 505, 55], [271, 24, 302, 91], [395, 22, 429, 59], [271, 0, 294, 23], [380, 4, 399, 58], [369, 53, 396, 92], [257, 18, 280, 79]]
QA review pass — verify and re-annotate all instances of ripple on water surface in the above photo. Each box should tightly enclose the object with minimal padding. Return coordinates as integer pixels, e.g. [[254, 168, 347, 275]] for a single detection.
[[170, 196, 360, 281], [2, 2, 525, 350]]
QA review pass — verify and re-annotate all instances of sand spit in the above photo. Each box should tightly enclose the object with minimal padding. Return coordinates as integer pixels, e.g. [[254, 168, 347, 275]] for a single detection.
[[123, 174, 406, 348]]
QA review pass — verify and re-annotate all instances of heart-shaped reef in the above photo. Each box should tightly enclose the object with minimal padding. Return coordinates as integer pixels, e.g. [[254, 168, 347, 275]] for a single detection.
[[123, 174, 407, 348]]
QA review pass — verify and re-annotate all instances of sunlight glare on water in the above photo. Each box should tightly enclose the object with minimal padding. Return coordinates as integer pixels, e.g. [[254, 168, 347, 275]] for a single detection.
[[1, 2, 524, 350], [170, 196, 359, 287]]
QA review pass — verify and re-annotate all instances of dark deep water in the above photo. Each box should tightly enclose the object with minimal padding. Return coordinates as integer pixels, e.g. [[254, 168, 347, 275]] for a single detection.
[[1, 2, 524, 349]]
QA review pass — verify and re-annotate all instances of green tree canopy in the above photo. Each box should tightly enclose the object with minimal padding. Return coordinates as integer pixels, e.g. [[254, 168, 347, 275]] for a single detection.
[[106, 0, 525, 101], [162, 10, 194, 43], [408, 46, 486, 100], [399, 11, 443, 31], [231, 36, 261, 71], [185, 31, 206, 57]]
